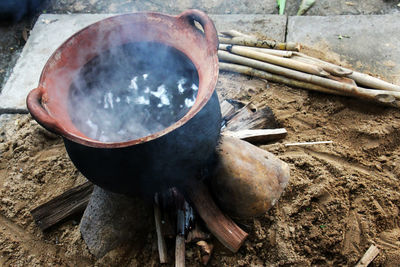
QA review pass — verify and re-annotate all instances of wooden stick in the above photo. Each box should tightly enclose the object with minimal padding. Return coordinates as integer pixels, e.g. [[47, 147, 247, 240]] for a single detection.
[[218, 53, 400, 107], [291, 55, 352, 76], [218, 50, 353, 92], [355, 244, 380, 267], [219, 44, 293, 58], [285, 141, 333, 146], [219, 36, 301, 51], [30, 181, 93, 231], [154, 193, 168, 264], [219, 62, 347, 96], [222, 129, 287, 143], [175, 236, 185, 267], [184, 180, 248, 253], [176, 208, 186, 267], [220, 30, 253, 38], [294, 52, 400, 92], [226, 45, 328, 76]]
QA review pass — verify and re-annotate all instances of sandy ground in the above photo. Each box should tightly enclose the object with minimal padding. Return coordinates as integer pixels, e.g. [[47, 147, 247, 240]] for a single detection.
[[1, 43, 400, 266]]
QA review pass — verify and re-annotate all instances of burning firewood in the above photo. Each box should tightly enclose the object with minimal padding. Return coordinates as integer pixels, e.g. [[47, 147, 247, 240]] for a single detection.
[[210, 136, 290, 218]]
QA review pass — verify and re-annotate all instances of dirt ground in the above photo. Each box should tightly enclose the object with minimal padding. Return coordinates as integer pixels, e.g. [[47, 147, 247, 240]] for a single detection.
[[1, 1, 400, 266], [1, 43, 400, 266]]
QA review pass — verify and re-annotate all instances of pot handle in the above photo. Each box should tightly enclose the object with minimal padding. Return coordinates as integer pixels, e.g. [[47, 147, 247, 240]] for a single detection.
[[177, 9, 219, 51], [26, 87, 63, 135]]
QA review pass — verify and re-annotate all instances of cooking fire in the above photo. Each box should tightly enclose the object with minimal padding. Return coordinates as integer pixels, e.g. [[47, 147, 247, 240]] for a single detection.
[[26, 9, 289, 267]]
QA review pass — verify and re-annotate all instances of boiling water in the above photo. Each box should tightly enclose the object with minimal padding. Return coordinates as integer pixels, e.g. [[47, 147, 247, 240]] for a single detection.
[[68, 42, 199, 142]]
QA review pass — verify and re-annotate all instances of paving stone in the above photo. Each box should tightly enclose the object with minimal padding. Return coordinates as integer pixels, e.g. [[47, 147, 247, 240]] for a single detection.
[[0, 14, 113, 112], [284, 0, 400, 16], [0, 14, 285, 112], [211, 14, 286, 41], [287, 14, 400, 85], [48, 0, 278, 15]]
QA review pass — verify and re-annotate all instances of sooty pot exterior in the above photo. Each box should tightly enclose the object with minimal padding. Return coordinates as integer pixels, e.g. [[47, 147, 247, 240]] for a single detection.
[[63, 91, 221, 196]]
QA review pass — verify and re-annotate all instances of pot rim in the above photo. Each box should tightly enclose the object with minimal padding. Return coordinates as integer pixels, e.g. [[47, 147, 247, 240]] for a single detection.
[[27, 10, 219, 149]]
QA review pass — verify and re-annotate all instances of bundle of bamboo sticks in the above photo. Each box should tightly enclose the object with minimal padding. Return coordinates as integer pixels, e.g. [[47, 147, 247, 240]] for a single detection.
[[218, 30, 400, 108]]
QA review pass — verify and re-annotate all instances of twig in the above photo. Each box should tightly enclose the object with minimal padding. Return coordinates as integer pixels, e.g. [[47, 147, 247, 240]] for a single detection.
[[355, 244, 380, 267], [225, 45, 328, 76], [285, 141, 333, 146], [219, 44, 293, 58], [222, 129, 287, 143], [219, 36, 301, 51], [154, 193, 168, 264]]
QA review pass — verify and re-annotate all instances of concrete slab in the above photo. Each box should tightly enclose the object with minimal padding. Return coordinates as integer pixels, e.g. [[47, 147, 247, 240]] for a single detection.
[[287, 14, 400, 85], [284, 0, 400, 16], [49, 0, 278, 15], [0, 14, 113, 112], [0, 14, 286, 112], [211, 14, 286, 41]]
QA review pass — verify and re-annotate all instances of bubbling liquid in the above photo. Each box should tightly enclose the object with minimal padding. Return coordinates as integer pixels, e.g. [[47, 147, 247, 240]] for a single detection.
[[68, 42, 199, 142]]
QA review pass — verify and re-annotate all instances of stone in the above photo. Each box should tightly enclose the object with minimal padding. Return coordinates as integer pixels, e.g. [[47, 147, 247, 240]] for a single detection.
[[287, 14, 400, 85], [80, 186, 153, 258]]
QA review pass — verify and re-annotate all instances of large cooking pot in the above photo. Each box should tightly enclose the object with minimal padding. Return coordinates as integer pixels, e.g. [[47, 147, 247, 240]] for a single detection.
[[26, 10, 248, 253], [27, 10, 221, 195]]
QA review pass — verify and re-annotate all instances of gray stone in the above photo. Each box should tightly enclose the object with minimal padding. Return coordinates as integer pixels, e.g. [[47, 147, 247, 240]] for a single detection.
[[0, 14, 285, 112], [287, 14, 400, 85], [80, 186, 153, 258]]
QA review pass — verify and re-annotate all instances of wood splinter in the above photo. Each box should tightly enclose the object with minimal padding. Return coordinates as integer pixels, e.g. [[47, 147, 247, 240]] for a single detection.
[[223, 128, 287, 143], [154, 193, 168, 264], [355, 244, 380, 267]]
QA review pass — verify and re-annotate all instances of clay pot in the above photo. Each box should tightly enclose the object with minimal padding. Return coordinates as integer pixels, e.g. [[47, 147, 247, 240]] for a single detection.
[[26, 10, 221, 195], [211, 136, 290, 218]]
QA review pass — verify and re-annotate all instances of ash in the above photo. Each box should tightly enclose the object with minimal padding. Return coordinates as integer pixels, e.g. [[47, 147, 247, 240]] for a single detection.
[[68, 42, 199, 142]]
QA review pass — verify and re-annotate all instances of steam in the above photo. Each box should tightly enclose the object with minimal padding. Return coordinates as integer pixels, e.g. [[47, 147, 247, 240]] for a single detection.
[[68, 42, 199, 143]]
